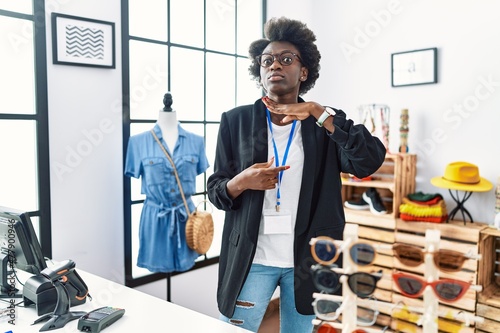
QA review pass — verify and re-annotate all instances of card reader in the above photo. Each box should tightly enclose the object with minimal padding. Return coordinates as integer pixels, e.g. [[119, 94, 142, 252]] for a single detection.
[[77, 306, 125, 332]]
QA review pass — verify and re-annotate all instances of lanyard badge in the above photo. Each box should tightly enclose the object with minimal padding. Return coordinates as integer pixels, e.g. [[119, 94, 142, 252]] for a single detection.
[[263, 109, 296, 234]]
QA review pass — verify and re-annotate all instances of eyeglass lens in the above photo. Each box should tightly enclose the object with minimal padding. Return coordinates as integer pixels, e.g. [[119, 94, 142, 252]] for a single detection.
[[313, 239, 339, 264], [314, 269, 340, 294], [434, 250, 466, 272], [350, 243, 376, 266], [347, 272, 378, 298], [356, 304, 377, 326], [434, 281, 466, 301], [314, 299, 340, 320]]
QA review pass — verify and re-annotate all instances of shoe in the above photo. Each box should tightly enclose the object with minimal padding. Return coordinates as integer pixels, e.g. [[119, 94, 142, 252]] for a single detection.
[[344, 197, 370, 210], [362, 188, 388, 215]]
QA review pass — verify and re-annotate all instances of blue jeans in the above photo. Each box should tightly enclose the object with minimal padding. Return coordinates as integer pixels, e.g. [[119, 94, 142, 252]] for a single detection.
[[220, 264, 315, 332]]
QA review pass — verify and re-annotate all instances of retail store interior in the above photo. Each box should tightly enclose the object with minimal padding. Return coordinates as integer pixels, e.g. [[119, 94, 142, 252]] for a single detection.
[[1, 0, 500, 332]]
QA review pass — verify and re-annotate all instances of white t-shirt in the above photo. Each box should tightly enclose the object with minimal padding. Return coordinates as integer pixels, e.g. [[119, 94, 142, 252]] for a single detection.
[[252, 120, 304, 268]]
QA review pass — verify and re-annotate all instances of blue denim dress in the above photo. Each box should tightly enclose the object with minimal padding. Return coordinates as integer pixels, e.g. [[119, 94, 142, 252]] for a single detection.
[[125, 124, 209, 272]]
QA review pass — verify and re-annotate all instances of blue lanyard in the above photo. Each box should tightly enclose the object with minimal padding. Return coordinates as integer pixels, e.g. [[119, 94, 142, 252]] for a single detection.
[[266, 109, 297, 212]]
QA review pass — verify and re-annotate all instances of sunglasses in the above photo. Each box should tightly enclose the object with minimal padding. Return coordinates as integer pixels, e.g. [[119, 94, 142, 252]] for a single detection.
[[311, 264, 382, 298], [392, 271, 480, 302], [392, 243, 476, 272], [310, 237, 381, 266], [392, 306, 472, 331], [390, 299, 481, 327], [312, 293, 379, 326], [314, 321, 388, 333]]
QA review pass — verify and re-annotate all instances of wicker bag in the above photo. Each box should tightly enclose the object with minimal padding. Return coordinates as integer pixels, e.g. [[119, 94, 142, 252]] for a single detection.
[[185, 201, 214, 254], [151, 129, 214, 254]]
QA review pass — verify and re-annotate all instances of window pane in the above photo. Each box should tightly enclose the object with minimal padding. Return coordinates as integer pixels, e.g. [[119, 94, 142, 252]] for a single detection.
[[170, 0, 204, 48], [131, 203, 152, 278], [206, 53, 235, 121], [206, 0, 235, 53], [205, 123, 218, 185], [181, 123, 207, 194], [170, 47, 204, 122], [0, 120, 38, 211], [128, 123, 155, 201], [129, 0, 168, 41], [237, 57, 261, 106], [129, 40, 168, 120], [236, 0, 263, 55], [0, 0, 32, 14], [0, 16, 35, 115]]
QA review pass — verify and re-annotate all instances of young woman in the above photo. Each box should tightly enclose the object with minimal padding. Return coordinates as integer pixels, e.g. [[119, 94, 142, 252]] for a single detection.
[[207, 17, 386, 332]]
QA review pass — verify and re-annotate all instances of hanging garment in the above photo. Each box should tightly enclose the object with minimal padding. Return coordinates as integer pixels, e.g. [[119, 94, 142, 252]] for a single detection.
[[125, 124, 209, 273]]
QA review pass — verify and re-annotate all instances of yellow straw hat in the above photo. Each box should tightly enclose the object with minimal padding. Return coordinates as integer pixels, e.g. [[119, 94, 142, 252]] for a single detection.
[[431, 161, 492, 192]]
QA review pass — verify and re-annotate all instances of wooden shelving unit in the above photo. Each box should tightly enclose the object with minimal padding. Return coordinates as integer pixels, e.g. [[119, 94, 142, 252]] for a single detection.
[[476, 227, 500, 332], [341, 153, 416, 229]]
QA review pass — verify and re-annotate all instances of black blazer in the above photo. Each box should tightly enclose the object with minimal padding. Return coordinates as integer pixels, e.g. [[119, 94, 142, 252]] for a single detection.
[[207, 98, 386, 317]]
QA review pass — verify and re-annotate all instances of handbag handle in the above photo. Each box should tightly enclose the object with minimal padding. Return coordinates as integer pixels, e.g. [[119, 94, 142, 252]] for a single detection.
[[150, 129, 191, 215]]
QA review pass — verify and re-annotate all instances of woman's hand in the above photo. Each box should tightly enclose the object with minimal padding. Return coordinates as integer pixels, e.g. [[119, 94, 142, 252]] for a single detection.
[[262, 96, 335, 131], [262, 96, 323, 123], [226, 158, 289, 199]]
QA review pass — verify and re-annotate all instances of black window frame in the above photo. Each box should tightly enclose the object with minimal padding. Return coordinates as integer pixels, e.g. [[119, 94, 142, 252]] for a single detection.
[[0, 0, 52, 259], [122, 0, 266, 290]]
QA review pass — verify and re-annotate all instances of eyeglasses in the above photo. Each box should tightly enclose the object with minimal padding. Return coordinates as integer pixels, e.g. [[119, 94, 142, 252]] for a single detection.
[[312, 293, 379, 326], [311, 264, 382, 297], [392, 243, 476, 272], [310, 237, 381, 266], [256, 51, 302, 68], [392, 271, 480, 302]]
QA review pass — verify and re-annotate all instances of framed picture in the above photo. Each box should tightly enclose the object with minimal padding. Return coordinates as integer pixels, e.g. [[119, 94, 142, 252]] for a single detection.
[[51, 13, 115, 68], [391, 48, 437, 87]]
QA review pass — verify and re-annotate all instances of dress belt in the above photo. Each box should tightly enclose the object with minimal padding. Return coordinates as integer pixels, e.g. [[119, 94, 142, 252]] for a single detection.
[[145, 198, 189, 248]]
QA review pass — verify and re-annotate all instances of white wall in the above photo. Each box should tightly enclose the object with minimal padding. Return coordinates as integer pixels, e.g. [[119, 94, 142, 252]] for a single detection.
[[46, 0, 221, 319], [44, 0, 500, 320], [269, 0, 500, 224], [47, 0, 123, 281]]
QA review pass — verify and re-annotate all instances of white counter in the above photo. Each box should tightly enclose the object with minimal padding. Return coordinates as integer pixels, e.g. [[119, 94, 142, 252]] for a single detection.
[[1, 269, 250, 333]]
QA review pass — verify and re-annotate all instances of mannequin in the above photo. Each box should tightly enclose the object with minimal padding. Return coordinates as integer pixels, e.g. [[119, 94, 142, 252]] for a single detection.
[[124, 91, 210, 274], [157, 92, 179, 152]]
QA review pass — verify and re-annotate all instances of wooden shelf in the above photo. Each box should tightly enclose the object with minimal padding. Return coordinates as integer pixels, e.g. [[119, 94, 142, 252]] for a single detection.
[[341, 179, 396, 191], [342, 153, 416, 221]]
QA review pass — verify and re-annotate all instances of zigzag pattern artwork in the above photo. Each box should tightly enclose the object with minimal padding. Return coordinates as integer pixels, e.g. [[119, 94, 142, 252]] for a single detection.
[[65, 24, 104, 59]]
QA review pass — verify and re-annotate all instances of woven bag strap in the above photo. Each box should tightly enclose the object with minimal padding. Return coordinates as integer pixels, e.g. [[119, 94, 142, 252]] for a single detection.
[[150, 129, 191, 215]]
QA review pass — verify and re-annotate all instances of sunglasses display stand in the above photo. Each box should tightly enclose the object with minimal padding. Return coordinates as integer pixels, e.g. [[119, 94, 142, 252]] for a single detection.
[[341, 223, 359, 333], [311, 223, 387, 333], [422, 229, 440, 333]]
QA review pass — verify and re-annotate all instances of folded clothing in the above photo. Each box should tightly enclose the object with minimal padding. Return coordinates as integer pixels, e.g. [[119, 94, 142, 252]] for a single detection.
[[399, 192, 448, 223], [400, 213, 448, 223], [407, 191, 443, 203], [399, 202, 447, 218]]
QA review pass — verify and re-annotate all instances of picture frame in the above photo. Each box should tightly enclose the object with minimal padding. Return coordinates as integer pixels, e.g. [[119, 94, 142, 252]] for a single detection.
[[391, 48, 437, 87], [51, 13, 115, 69]]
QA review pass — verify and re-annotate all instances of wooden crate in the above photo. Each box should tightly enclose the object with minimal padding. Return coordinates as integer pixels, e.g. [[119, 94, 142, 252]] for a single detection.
[[392, 219, 487, 333], [342, 153, 416, 229], [476, 227, 500, 332]]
